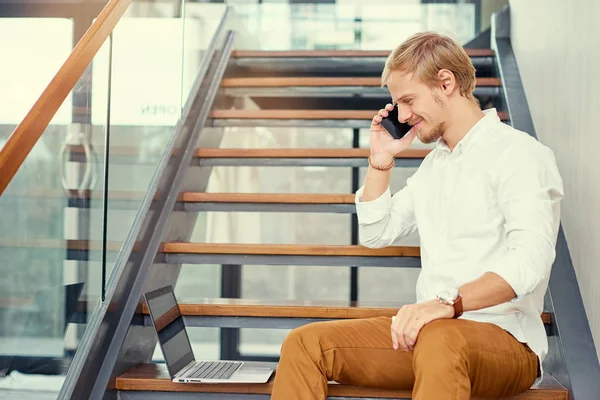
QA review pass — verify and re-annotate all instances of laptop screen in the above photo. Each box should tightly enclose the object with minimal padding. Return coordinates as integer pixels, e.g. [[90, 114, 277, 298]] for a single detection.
[[145, 286, 195, 378]]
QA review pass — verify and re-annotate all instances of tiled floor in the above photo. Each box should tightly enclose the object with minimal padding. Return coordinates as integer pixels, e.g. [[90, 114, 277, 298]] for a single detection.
[[0, 371, 65, 399]]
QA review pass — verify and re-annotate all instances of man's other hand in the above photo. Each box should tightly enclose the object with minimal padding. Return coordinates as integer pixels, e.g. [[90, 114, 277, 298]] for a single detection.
[[391, 300, 454, 351]]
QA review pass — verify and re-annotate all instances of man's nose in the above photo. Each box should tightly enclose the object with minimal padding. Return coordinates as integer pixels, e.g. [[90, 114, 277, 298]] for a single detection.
[[398, 106, 412, 123]]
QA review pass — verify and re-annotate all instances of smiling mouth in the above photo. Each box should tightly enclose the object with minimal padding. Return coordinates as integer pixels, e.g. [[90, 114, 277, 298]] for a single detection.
[[410, 119, 422, 127]]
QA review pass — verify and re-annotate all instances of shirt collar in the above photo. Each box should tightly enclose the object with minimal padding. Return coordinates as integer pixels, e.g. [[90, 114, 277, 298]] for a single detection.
[[435, 108, 501, 155]]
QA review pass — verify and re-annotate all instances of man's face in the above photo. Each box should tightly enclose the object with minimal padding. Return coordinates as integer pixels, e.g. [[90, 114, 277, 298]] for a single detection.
[[386, 70, 447, 144]]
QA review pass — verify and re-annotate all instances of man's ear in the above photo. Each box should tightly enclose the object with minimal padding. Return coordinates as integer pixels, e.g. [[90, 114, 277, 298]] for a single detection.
[[437, 69, 455, 94]]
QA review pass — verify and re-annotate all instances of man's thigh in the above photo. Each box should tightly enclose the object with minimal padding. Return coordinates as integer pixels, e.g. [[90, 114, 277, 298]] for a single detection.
[[294, 316, 415, 390], [414, 319, 539, 398]]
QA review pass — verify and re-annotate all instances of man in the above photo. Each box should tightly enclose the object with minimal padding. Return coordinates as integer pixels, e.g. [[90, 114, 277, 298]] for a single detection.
[[270, 32, 563, 400]]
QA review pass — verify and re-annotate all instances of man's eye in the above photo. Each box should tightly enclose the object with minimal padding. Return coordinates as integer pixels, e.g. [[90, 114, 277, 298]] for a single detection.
[[404, 99, 413, 104]]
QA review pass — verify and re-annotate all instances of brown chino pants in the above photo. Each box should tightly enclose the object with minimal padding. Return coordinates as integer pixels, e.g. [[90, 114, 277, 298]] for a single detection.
[[270, 317, 539, 400]]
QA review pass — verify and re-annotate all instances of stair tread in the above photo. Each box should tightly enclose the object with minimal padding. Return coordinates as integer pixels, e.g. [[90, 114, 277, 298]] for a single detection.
[[138, 297, 552, 324], [210, 109, 509, 121], [210, 109, 383, 120], [221, 77, 501, 87], [181, 193, 356, 204], [144, 299, 411, 319], [232, 49, 495, 58], [162, 243, 420, 257], [116, 364, 566, 399], [194, 148, 429, 159]]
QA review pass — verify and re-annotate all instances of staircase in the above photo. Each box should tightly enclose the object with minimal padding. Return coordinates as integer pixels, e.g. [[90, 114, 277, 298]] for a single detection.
[[2, 31, 569, 400], [2, 2, 599, 399], [103, 39, 569, 399]]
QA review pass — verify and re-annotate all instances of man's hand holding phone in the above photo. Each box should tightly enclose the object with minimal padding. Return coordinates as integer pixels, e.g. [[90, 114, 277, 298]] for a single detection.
[[370, 103, 417, 168]]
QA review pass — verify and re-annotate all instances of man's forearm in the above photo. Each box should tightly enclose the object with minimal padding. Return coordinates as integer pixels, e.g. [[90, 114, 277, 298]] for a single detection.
[[392, 272, 520, 352], [360, 166, 393, 202], [459, 272, 517, 312]]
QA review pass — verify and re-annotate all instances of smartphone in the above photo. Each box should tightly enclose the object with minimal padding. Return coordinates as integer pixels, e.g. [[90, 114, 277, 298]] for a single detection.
[[380, 104, 412, 140]]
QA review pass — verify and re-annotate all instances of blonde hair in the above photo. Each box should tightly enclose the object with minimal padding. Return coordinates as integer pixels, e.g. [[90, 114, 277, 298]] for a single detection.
[[381, 32, 477, 100]]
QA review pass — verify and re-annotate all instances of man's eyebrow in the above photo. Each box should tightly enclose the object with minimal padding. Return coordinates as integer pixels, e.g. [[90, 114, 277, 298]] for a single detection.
[[394, 93, 416, 104]]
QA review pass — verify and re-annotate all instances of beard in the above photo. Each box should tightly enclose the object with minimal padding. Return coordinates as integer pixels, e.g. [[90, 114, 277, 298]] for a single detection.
[[417, 121, 446, 144]]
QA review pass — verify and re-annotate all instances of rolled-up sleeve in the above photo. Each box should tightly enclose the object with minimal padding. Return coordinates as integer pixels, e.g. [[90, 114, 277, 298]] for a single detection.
[[355, 177, 418, 248], [488, 141, 564, 300]]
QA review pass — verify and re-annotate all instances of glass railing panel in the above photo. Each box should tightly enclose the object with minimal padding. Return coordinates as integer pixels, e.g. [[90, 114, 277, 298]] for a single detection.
[[95, 0, 191, 282], [98, 0, 229, 366], [0, 32, 110, 399]]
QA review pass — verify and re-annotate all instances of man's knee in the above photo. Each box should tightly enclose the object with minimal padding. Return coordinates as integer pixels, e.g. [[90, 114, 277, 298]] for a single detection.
[[281, 322, 332, 362], [413, 320, 468, 371]]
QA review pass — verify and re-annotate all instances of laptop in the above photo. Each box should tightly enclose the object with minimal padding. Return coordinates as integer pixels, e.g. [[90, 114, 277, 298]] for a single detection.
[[144, 286, 274, 383]]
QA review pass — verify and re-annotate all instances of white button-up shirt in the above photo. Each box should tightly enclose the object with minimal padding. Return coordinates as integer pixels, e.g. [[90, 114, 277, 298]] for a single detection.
[[355, 108, 564, 379]]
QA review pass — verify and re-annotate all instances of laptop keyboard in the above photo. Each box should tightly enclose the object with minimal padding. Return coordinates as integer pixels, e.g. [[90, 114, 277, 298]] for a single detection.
[[187, 361, 243, 380]]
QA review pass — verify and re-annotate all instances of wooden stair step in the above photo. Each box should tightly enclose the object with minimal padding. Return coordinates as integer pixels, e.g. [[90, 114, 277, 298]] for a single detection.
[[232, 49, 495, 58], [194, 148, 430, 159], [211, 109, 380, 120], [139, 297, 552, 325], [209, 109, 509, 121], [116, 364, 567, 399], [178, 191, 387, 214], [161, 243, 420, 257], [144, 299, 404, 319], [221, 77, 501, 88], [181, 193, 356, 204]]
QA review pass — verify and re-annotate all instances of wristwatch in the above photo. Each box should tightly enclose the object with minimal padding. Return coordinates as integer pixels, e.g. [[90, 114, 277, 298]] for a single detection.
[[436, 288, 463, 318]]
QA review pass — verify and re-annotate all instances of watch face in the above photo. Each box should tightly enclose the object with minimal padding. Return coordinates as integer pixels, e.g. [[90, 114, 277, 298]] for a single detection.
[[439, 288, 459, 301]]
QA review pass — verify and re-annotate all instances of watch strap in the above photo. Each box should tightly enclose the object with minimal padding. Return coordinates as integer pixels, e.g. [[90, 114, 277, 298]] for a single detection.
[[453, 295, 463, 318]]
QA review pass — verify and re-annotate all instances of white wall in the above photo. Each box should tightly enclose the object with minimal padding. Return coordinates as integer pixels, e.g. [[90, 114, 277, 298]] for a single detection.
[[510, 0, 600, 358]]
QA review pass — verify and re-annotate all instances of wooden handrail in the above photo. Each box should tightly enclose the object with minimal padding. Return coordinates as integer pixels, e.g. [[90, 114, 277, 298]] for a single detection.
[[0, 0, 132, 196]]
